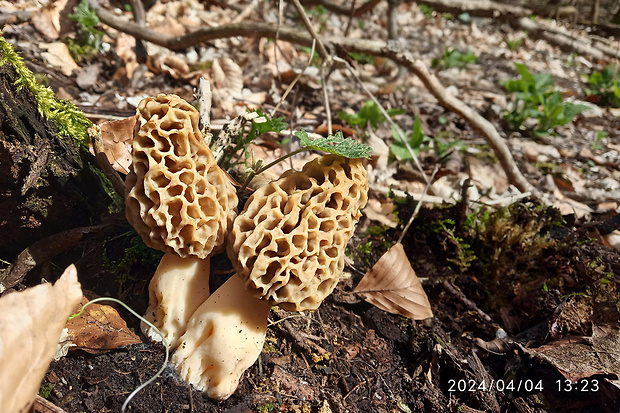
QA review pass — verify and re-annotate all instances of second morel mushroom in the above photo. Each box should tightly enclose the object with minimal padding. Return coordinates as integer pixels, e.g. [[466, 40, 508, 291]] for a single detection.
[[170, 154, 368, 399]]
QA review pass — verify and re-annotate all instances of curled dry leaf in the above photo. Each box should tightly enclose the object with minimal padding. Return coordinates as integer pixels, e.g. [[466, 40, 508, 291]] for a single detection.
[[64, 300, 141, 354], [354, 243, 433, 320], [98, 116, 135, 174], [212, 57, 244, 94], [0, 265, 82, 413], [39, 42, 79, 77], [525, 326, 620, 382]]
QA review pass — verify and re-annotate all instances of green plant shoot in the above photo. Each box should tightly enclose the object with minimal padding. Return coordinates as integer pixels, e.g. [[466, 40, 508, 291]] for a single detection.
[[502, 63, 588, 135], [337, 100, 405, 129]]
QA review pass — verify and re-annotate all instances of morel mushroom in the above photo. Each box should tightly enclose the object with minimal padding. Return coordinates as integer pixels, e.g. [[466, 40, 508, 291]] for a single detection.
[[124, 94, 237, 347], [170, 154, 368, 399], [230, 154, 369, 311]]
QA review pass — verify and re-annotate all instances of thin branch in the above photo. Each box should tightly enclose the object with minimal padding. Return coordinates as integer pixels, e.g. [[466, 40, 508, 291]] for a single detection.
[[397, 165, 439, 244], [291, 0, 330, 61]]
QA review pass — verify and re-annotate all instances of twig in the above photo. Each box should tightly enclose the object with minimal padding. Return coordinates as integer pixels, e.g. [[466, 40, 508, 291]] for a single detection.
[[442, 280, 497, 327], [320, 63, 333, 134], [195, 77, 213, 143], [397, 165, 439, 244], [291, 0, 330, 61]]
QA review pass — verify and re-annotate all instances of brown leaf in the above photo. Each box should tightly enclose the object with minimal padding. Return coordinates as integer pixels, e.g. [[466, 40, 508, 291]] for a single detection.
[[98, 117, 135, 174], [39, 42, 79, 76], [354, 243, 433, 320], [65, 300, 141, 354], [0, 265, 83, 413], [212, 57, 243, 94]]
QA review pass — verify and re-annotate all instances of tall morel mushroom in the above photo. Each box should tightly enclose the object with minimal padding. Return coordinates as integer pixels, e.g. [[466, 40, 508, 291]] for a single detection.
[[124, 94, 237, 347]]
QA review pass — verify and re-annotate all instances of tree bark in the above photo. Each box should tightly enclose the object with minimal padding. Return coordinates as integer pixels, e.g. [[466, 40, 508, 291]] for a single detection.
[[0, 48, 109, 261]]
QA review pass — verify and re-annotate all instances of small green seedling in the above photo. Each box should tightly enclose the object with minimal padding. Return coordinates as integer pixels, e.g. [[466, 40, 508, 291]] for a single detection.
[[584, 65, 620, 107], [432, 48, 477, 70], [390, 115, 429, 160], [337, 100, 405, 130], [502, 63, 588, 135], [68, 0, 105, 59]]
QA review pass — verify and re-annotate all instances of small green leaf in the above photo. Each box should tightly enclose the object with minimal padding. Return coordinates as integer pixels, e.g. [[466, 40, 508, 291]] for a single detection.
[[295, 129, 372, 159]]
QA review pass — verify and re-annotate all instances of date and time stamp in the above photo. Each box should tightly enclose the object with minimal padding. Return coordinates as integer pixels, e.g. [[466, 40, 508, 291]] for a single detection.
[[447, 378, 601, 394]]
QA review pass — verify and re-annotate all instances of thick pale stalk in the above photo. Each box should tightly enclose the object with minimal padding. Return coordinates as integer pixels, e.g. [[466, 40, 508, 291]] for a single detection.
[[142, 253, 211, 349], [172, 274, 271, 400]]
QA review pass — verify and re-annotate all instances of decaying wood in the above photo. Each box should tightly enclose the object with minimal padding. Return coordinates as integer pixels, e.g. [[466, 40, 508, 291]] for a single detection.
[[0, 225, 106, 292], [0, 52, 110, 260], [89, 0, 539, 197]]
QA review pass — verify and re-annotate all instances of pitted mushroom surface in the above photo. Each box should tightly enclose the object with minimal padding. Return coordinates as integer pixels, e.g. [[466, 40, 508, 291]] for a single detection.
[[125, 94, 237, 259], [229, 154, 368, 311]]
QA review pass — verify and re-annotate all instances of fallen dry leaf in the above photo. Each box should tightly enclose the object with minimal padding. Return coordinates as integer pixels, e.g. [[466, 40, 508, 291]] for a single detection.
[[0, 265, 82, 413], [65, 300, 141, 354], [212, 57, 244, 94], [39, 42, 79, 76], [98, 116, 135, 174], [354, 243, 433, 320]]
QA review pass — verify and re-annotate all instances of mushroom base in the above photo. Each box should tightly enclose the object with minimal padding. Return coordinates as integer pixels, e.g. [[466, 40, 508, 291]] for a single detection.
[[142, 253, 211, 349], [171, 274, 271, 400]]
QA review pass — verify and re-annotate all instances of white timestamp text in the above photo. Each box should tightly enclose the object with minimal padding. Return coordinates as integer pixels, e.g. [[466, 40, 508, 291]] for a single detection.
[[447, 379, 544, 393]]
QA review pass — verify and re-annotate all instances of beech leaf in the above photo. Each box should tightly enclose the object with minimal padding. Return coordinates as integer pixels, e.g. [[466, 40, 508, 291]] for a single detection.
[[354, 243, 433, 320], [65, 300, 141, 354], [98, 116, 135, 174]]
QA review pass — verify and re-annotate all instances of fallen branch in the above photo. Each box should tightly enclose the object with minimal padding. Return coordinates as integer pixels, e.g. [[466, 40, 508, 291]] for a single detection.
[[416, 0, 532, 19], [89, 0, 540, 197], [517, 17, 620, 62]]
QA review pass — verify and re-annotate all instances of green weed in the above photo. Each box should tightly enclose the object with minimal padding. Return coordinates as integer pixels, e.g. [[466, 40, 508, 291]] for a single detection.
[[432, 48, 477, 70], [337, 100, 405, 129], [502, 63, 588, 135], [584, 65, 620, 107], [68, 0, 105, 60]]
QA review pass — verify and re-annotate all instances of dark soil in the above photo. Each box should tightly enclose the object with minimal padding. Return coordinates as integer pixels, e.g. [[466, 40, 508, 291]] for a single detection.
[[37, 199, 620, 413]]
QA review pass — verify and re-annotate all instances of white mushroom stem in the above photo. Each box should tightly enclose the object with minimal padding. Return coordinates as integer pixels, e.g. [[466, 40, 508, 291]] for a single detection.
[[171, 274, 271, 400], [142, 253, 211, 349]]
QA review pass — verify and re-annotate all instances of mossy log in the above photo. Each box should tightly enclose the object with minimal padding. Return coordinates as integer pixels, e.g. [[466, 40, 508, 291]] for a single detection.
[[0, 38, 111, 260]]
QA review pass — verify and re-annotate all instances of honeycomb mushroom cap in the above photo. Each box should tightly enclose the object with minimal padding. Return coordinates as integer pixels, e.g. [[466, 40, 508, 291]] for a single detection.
[[125, 94, 237, 259], [229, 154, 368, 311]]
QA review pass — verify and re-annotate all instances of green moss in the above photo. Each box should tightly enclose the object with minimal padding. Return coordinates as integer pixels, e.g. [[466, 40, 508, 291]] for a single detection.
[[0, 34, 92, 147], [24, 195, 53, 218]]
